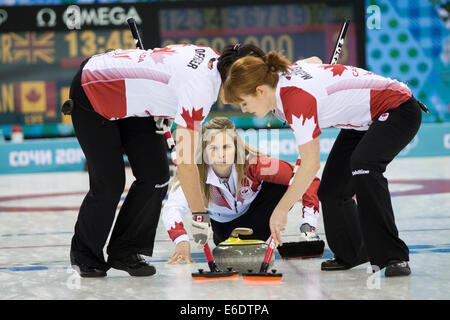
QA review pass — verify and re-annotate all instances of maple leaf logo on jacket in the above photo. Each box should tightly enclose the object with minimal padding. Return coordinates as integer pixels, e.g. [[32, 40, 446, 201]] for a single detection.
[[321, 64, 347, 77], [180, 107, 204, 131], [291, 114, 321, 144], [149, 47, 177, 64]]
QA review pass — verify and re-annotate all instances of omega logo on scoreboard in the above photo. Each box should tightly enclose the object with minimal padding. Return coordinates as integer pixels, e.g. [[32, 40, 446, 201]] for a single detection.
[[36, 8, 57, 27], [0, 9, 8, 26], [35, 6, 142, 28]]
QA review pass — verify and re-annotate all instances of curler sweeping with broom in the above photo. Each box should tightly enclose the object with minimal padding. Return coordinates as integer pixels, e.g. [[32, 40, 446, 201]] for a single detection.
[[67, 44, 225, 277], [162, 117, 322, 264], [222, 49, 424, 277]]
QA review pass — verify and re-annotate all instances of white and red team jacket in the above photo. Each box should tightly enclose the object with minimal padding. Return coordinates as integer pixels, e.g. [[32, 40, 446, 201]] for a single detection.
[[81, 45, 222, 131], [162, 156, 320, 244], [273, 61, 412, 146]]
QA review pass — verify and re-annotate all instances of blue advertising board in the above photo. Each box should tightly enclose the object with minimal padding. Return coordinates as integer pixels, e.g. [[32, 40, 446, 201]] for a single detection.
[[239, 123, 450, 163], [0, 137, 85, 174], [1, 123, 449, 174]]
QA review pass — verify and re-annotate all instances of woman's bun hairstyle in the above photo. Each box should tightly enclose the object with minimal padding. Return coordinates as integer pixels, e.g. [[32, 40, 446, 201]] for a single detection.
[[218, 44, 266, 82]]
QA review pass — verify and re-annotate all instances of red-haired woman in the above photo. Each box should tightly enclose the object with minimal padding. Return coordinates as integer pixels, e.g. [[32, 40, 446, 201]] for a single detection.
[[223, 51, 423, 277]]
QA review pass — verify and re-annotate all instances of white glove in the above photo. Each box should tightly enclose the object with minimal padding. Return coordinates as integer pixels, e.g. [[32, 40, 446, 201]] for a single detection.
[[154, 117, 174, 135], [191, 212, 213, 248]]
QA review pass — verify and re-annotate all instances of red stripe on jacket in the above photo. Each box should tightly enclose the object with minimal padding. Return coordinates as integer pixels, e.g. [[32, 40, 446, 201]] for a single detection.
[[246, 156, 320, 211]]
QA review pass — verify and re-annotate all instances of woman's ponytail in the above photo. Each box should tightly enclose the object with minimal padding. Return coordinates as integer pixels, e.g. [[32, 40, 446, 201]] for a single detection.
[[265, 51, 290, 74]]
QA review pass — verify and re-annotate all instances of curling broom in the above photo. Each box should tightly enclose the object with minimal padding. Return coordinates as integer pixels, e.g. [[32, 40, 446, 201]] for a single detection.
[[191, 243, 239, 280]]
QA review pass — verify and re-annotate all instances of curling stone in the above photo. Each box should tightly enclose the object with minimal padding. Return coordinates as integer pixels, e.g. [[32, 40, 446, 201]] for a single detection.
[[212, 228, 274, 274]]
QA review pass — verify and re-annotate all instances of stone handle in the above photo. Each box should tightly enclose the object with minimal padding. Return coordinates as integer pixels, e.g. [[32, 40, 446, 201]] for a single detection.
[[231, 227, 253, 238]]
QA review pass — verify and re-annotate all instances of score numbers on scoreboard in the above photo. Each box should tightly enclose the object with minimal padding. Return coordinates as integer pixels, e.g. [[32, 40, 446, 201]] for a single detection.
[[158, 3, 355, 113]]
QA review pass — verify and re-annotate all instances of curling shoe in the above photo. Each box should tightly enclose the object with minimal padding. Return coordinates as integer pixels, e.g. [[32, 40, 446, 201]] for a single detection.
[[385, 260, 411, 277], [299, 223, 320, 241], [70, 253, 107, 278], [321, 256, 353, 271], [108, 254, 156, 277]]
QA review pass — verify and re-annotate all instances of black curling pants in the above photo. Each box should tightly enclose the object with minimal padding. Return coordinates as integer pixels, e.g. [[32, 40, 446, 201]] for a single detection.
[[318, 97, 422, 270], [69, 61, 169, 270], [211, 182, 288, 245]]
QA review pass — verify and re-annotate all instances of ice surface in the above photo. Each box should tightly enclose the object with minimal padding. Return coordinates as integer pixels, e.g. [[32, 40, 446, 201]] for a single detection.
[[0, 157, 449, 300]]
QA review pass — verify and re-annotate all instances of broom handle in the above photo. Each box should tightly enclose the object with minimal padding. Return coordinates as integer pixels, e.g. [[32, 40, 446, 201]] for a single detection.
[[127, 18, 177, 165], [204, 243, 220, 272], [330, 18, 350, 65], [262, 19, 351, 270], [127, 17, 144, 51], [288, 18, 350, 187], [259, 237, 277, 273]]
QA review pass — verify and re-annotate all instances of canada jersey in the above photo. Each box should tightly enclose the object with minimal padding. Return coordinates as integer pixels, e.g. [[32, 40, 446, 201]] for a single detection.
[[81, 45, 221, 131], [274, 61, 412, 146]]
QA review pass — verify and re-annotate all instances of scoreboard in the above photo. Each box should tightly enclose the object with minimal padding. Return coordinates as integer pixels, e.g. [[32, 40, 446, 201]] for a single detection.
[[0, 0, 364, 136], [159, 2, 363, 114], [0, 4, 145, 129]]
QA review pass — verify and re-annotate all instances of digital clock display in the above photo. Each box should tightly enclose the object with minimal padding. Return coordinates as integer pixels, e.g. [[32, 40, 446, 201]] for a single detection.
[[63, 29, 135, 59]]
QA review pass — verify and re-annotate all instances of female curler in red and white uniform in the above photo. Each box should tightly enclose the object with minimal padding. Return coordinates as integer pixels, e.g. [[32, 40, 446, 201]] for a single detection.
[[223, 52, 422, 277]]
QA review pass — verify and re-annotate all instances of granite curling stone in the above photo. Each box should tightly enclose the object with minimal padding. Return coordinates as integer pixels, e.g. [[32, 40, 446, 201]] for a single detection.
[[212, 228, 274, 273]]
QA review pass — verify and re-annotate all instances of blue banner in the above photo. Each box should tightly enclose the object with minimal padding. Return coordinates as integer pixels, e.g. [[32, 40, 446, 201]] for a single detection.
[[239, 123, 450, 163], [0, 123, 449, 174], [0, 137, 85, 174]]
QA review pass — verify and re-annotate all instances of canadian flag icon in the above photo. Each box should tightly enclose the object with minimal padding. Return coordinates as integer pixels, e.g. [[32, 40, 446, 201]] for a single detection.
[[195, 216, 204, 222]]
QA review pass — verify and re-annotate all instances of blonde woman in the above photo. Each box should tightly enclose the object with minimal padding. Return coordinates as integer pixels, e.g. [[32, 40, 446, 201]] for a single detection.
[[162, 117, 321, 264]]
